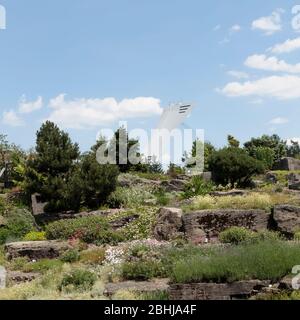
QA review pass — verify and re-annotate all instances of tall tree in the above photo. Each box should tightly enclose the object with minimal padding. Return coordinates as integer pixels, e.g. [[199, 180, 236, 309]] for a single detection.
[[25, 121, 80, 212]]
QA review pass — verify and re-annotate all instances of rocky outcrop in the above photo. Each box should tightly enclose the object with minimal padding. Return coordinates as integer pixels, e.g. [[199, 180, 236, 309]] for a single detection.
[[273, 205, 300, 236], [7, 271, 39, 284], [210, 190, 248, 197], [110, 214, 139, 229], [265, 172, 278, 184], [183, 209, 270, 244], [288, 173, 300, 191], [5, 241, 72, 260], [104, 279, 170, 297], [153, 208, 183, 241], [275, 157, 300, 171], [169, 280, 270, 300], [160, 179, 188, 192]]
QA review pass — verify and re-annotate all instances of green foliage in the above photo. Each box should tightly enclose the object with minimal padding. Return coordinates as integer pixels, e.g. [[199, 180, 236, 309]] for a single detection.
[[80, 151, 119, 209], [286, 140, 300, 159], [182, 176, 215, 199], [122, 260, 166, 280], [45, 216, 124, 245], [140, 291, 170, 300], [154, 188, 170, 206], [167, 163, 185, 178], [0, 208, 36, 244], [219, 227, 255, 245], [59, 269, 97, 291], [107, 126, 141, 173], [22, 259, 64, 273], [209, 147, 265, 187], [219, 228, 281, 245], [24, 121, 80, 212], [79, 248, 106, 265], [23, 231, 46, 241], [172, 240, 300, 283], [108, 206, 158, 240], [107, 186, 155, 208], [60, 249, 80, 263], [227, 135, 240, 148], [185, 140, 216, 172], [294, 232, 300, 241], [244, 134, 287, 168], [248, 147, 275, 170]]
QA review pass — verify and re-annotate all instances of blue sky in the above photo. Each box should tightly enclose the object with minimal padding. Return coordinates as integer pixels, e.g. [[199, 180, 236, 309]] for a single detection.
[[0, 0, 300, 152]]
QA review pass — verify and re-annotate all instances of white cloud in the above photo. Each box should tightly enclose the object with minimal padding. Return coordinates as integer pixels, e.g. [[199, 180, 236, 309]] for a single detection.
[[219, 75, 300, 100], [230, 24, 241, 33], [269, 37, 300, 54], [227, 70, 249, 79], [252, 9, 284, 35], [47, 94, 163, 129], [269, 117, 289, 125], [2, 110, 24, 127], [18, 95, 43, 114], [245, 54, 300, 74]]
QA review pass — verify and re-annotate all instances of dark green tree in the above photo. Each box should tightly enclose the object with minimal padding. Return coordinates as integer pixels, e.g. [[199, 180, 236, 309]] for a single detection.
[[286, 140, 300, 159], [109, 126, 141, 173], [80, 140, 119, 209], [25, 121, 80, 212], [209, 147, 265, 187]]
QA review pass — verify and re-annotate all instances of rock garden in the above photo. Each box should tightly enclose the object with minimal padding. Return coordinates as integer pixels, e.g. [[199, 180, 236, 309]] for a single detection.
[[1, 127, 300, 300]]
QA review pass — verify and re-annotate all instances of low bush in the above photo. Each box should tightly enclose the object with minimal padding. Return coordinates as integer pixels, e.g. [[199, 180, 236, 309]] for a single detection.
[[45, 216, 124, 245], [122, 260, 166, 281], [182, 176, 215, 199], [185, 193, 277, 212], [219, 228, 282, 245], [23, 231, 46, 241], [0, 208, 36, 244], [172, 240, 300, 284], [107, 206, 158, 240], [107, 186, 155, 208], [80, 248, 106, 265], [294, 232, 300, 241], [59, 269, 97, 291], [22, 259, 63, 273], [60, 249, 80, 263], [219, 227, 255, 245]]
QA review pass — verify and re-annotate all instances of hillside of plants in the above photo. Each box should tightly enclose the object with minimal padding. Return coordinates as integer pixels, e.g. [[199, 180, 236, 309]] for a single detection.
[[1, 122, 300, 300]]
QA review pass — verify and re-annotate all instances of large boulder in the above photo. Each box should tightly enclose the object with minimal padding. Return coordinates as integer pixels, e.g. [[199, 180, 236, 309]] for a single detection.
[[153, 208, 183, 241], [169, 281, 270, 300], [183, 209, 270, 244], [275, 157, 300, 171], [5, 240, 72, 260], [288, 173, 300, 191], [273, 205, 300, 236]]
